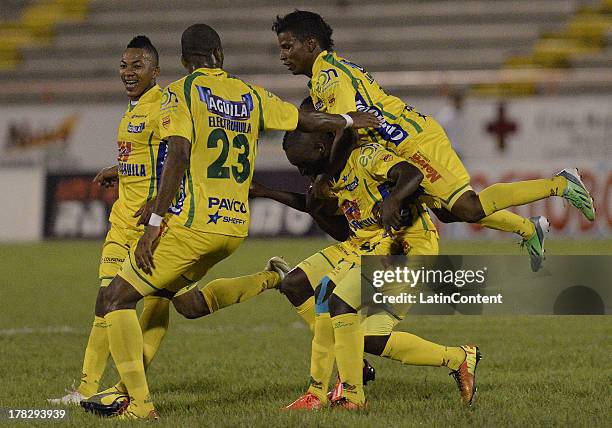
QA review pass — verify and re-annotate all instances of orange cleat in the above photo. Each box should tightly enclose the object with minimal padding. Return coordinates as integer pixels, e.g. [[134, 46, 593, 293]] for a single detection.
[[330, 397, 367, 410], [283, 392, 323, 410], [450, 344, 482, 406]]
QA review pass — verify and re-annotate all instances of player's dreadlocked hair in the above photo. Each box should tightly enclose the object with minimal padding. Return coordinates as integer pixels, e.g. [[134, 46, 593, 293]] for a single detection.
[[126, 35, 159, 66], [181, 24, 222, 63], [272, 10, 334, 51]]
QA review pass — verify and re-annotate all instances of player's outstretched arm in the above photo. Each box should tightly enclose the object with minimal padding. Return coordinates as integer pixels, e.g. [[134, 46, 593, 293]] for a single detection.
[[296, 109, 380, 133], [134, 136, 191, 274], [380, 162, 424, 236], [249, 181, 350, 241]]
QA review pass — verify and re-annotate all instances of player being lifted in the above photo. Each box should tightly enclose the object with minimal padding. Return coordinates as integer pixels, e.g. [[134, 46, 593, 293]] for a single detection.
[[272, 10, 595, 271], [268, 128, 480, 409], [90, 24, 379, 420]]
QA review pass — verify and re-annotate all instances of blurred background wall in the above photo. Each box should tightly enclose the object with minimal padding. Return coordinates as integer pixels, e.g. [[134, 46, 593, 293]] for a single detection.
[[1, 0, 610, 241]]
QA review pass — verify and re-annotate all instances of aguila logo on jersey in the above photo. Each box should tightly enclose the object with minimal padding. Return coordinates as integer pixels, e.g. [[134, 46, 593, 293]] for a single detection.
[[196, 86, 254, 121], [408, 152, 442, 183], [127, 122, 145, 133], [355, 93, 409, 145], [117, 141, 132, 161], [342, 199, 379, 230]]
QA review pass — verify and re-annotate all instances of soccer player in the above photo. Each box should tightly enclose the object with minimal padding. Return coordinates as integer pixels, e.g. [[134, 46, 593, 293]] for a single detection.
[[272, 10, 595, 271], [48, 36, 175, 406], [274, 128, 480, 409], [94, 23, 379, 420]]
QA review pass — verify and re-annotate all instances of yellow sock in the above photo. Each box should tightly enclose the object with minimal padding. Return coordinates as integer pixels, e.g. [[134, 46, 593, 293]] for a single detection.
[[77, 316, 109, 396], [381, 332, 465, 370], [306, 313, 335, 402], [479, 176, 566, 216], [478, 210, 535, 239], [140, 296, 170, 368], [332, 313, 365, 405], [200, 271, 279, 312], [296, 296, 316, 332], [105, 310, 154, 416]]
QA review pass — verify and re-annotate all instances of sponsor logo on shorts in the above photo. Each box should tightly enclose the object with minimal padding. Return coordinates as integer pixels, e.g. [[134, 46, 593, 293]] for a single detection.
[[408, 151, 442, 183]]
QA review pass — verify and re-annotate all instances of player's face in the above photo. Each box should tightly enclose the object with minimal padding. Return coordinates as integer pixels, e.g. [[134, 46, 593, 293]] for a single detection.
[[277, 31, 312, 76], [286, 137, 328, 177], [120, 48, 159, 100]]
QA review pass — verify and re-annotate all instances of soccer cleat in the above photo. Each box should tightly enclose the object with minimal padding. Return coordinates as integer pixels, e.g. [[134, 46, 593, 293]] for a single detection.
[[521, 216, 549, 272], [265, 256, 292, 283], [80, 385, 129, 417], [283, 392, 323, 410], [330, 397, 367, 410], [556, 168, 595, 221], [328, 359, 376, 401], [450, 344, 481, 407], [114, 407, 159, 421], [47, 384, 85, 406]]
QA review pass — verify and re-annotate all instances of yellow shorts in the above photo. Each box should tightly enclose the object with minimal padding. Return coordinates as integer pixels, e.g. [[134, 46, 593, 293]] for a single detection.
[[296, 240, 360, 290], [118, 218, 243, 296], [329, 230, 440, 335], [395, 118, 472, 210], [99, 224, 141, 286]]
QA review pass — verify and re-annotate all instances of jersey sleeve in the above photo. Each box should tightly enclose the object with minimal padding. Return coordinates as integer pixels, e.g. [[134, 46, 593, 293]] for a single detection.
[[358, 144, 404, 182], [310, 66, 357, 114], [252, 86, 298, 132], [159, 81, 193, 142]]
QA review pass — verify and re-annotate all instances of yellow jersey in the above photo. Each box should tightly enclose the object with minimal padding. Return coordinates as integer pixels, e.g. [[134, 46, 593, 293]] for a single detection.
[[330, 142, 436, 251], [109, 84, 166, 231], [159, 67, 299, 237], [309, 50, 429, 150]]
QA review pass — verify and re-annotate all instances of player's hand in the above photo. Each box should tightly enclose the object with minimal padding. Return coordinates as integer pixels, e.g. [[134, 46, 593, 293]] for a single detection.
[[135, 225, 159, 275], [93, 165, 118, 188], [347, 111, 382, 129], [380, 194, 402, 237], [249, 181, 268, 199], [312, 173, 333, 199], [134, 198, 156, 226]]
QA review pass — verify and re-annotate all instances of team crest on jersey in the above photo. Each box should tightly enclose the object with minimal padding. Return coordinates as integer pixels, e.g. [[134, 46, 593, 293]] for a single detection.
[[315, 68, 339, 94], [196, 86, 253, 121], [117, 141, 132, 161], [161, 87, 178, 110], [127, 122, 145, 133]]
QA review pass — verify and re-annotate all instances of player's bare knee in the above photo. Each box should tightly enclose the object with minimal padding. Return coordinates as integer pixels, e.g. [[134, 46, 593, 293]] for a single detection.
[[364, 335, 390, 356], [452, 191, 485, 223], [172, 289, 210, 319], [103, 276, 141, 314], [279, 269, 313, 307], [329, 293, 357, 316]]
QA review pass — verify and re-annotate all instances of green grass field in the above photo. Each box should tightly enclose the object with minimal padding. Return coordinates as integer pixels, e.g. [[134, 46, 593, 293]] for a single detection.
[[1, 238, 611, 427]]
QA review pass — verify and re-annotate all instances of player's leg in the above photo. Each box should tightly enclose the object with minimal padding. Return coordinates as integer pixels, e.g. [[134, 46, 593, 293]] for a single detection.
[[285, 275, 337, 410], [48, 225, 130, 405], [327, 265, 366, 409], [171, 256, 287, 319], [279, 243, 353, 331]]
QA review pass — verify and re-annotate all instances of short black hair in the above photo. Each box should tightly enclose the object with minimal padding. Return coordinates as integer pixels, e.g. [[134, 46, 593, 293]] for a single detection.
[[126, 35, 159, 66], [272, 10, 334, 51], [181, 24, 222, 62]]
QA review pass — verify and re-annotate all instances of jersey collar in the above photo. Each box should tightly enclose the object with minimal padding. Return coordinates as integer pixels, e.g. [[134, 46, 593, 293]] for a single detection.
[[308, 50, 332, 88], [128, 84, 161, 110], [192, 67, 226, 76]]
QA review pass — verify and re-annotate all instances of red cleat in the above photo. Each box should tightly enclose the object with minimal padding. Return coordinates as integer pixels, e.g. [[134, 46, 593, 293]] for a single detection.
[[283, 392, 323, 410]]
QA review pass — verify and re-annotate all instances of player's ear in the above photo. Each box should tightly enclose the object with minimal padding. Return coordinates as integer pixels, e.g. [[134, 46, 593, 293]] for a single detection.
[[152, 66, 160, 80], [305, 37, 318, 53], [213, 47, 224, 67]]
